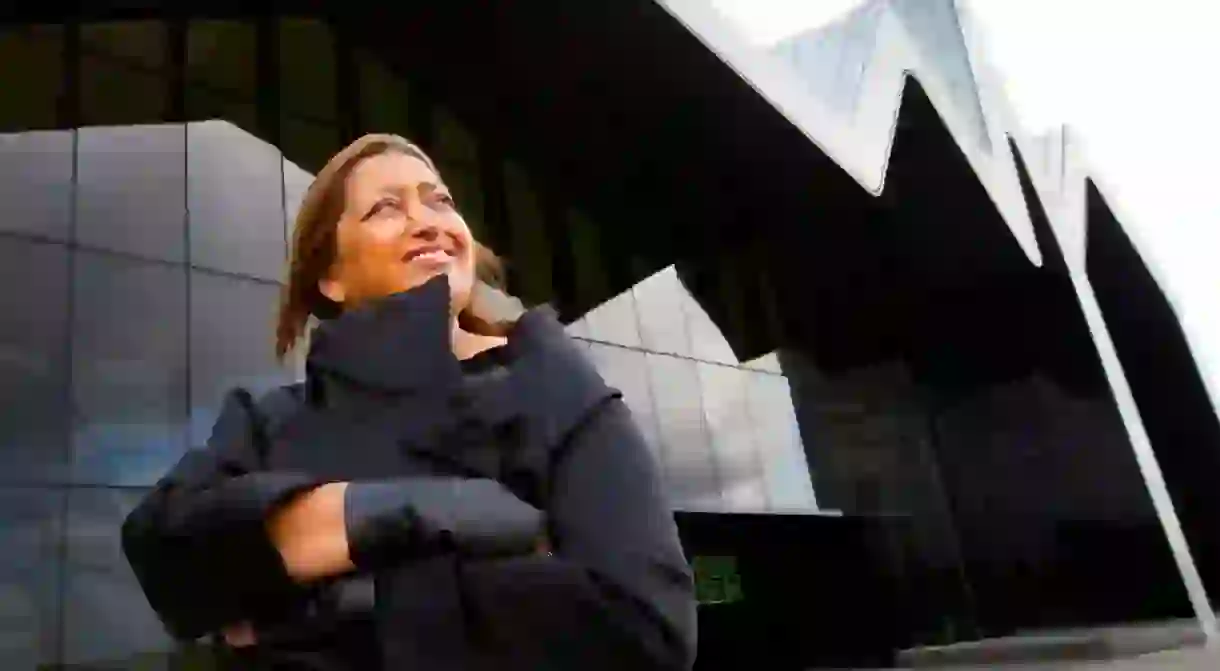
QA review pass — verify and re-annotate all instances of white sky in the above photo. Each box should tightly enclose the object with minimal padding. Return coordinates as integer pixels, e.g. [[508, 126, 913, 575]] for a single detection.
[[712, 0, 1220, 405]]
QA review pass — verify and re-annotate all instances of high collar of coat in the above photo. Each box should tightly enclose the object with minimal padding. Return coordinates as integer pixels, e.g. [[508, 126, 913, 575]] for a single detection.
[[306, 274, 466, 395]]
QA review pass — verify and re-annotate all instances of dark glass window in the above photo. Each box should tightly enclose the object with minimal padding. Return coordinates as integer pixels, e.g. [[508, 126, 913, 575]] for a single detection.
[[188, 120, 287, 280], [646, 352, 718, 510], [281, 116, 340, 175], [567, 209, 611, 317], [80, 57, 169, 127], [0, 25, 64, 132], [0, 130, 73, 241], [503, 160, 553, 306], [75, 124, 186, 262], [80, 21, 166, 70], [356, 49, 411, 137], [79, 22, 170, 128], [190, 272, 293, 447], [64, 487, 172, 666], [186, 20, 256, 96], [71, 252, 187, 487], [279, 18, 337, 123], [698, 363, 767, 512], [633, 265, 692, 357], [0, 238, 69, 484], [433, 108, 486, 239], [185, 21, 263, 140], [588, 343, 664, 463], [0, 487, 62, 669], [186, 84, 261, 139], [746, 371, 817, 512]]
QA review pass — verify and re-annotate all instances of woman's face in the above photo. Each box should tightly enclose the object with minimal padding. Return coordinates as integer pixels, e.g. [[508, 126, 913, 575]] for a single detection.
[[320, 150, 477, 314]]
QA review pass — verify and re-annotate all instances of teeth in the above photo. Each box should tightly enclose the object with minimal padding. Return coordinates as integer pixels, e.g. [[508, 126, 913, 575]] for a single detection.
[[411, 249, 450, 262]]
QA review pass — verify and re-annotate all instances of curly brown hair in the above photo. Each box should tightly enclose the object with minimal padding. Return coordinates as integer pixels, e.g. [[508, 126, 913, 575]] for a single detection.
[[275, 133, 504, 360]]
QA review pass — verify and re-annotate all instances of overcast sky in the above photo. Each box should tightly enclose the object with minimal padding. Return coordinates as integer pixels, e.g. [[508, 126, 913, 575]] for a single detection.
[[711, 0, 1220, 405]]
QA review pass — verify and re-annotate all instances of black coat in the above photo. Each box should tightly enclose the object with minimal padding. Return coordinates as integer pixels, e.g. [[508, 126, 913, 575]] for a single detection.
[[121, 277, 697, 670]]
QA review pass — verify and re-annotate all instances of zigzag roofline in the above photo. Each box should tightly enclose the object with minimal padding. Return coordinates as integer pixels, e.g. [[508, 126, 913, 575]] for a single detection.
[[654, 0, 1143, 275]]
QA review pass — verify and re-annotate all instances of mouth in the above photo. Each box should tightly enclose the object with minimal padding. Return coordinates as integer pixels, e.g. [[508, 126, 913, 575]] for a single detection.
[[403, 244, 457, 265]]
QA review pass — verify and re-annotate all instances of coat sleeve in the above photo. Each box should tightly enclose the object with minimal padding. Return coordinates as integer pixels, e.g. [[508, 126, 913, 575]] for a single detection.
[[121, 389, 324, 640], [460, 397, 698, 670]]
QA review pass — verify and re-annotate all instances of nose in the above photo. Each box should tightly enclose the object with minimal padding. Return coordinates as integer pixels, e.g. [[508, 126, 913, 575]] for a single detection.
[[401, 195, 442, 241], [408, 221, 440, 242]]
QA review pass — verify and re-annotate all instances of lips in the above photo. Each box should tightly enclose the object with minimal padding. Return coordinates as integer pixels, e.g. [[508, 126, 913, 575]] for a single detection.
[[403, 245, 456, 264]]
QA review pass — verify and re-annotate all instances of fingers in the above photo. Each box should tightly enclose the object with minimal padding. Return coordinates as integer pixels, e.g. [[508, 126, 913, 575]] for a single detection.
[[221, 621, 257, 648], [462, 282, 526, 338], [536, 535, 553, 557]]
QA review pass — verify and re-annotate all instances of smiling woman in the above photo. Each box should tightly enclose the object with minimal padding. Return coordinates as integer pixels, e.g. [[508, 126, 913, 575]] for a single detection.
[[276, 134, 506, 360], [120, 133, 697, 670]]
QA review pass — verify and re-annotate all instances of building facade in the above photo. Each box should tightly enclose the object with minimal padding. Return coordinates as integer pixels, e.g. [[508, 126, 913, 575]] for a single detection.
[[1, 2, 1216, 668]]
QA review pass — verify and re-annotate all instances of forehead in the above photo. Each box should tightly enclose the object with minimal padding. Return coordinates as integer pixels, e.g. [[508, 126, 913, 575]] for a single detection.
[[345, 151, 440, 197]]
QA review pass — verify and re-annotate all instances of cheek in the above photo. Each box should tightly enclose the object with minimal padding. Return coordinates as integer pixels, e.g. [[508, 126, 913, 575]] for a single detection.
[[453, 252, 476, 289]]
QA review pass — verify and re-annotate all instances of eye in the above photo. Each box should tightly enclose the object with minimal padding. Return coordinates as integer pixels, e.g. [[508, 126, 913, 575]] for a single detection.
[[366, 198, 400, 218], [435, 192, 457, 208]]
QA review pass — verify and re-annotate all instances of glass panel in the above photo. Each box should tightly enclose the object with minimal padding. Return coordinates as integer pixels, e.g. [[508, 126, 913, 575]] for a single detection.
[[356, 49, 410, 136], [771, 2, 883, 118], [80, 20, 166, 70], [185, 85, 261, 139], [567, 209, 611, 312], [64, 487, 173, 666], [584, 290, 642, 349], [80, 53, 169, 127], [450, 167, 487, 247], [0, 239, 68, 485], [890, 0, 990, 152], [0, 130, 73, 241], [647, 353, 718, 510], [283, 156, 315, 236], [190, 272, 293, 447], [279, 18, 337, 122], [71, 252, 187, 487], [633, 265, 691, 357], [281, 116, 340, 175], [502, 160, 553, 306], [684, 289, 737, 365], [565, 315, 592, 339], [588, 343, 663, 461], [0, 487, 62, 670], [699, 363, 767, 512], [433, 108, 486, 240], [743, 351, 783, 374], [747, 371, 818, 512], [186, 20, 256, 95], [715, 255, 750, 355], [0, 25, 63, 132], [188, 120, 286, 280], [75, 124, 185, 262]]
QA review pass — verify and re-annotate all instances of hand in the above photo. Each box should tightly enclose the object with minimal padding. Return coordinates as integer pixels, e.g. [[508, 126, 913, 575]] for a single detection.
[[461, 282, 526, 338], [220, 621, 257, 648], [267, 482, 356, 583]]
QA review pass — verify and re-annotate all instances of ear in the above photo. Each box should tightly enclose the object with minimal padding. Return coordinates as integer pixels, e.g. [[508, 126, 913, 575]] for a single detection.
[[318, 277, 346, 305]]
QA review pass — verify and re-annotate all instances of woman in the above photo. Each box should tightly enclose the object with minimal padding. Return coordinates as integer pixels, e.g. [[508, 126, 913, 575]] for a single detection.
[[121, 134, 697, 670]]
